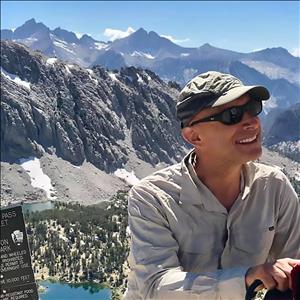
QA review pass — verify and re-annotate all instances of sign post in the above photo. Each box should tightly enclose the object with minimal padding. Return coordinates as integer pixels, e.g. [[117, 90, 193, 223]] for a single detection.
[[0, 206, 39, 300]]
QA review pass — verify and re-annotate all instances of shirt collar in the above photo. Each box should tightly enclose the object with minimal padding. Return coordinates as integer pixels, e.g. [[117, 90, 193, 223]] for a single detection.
[[179, 150, 204, 206], [179, 150, 253, 207], [240, 163, 253, 200]]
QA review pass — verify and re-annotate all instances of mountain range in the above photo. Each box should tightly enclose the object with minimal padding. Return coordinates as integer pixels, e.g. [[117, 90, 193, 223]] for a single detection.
[[1, 40, 186, 167], [2, 19, 300, 123], [2, 19, 299, 83], [1, 40, 189, 204], [1, 19, 299, 204]]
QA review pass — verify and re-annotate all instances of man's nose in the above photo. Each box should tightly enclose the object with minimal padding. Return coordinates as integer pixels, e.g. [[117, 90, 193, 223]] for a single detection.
[[241, 113, 260, 130]]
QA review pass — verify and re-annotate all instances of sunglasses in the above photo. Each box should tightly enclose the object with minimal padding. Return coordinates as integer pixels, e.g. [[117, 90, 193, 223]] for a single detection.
[[189, 99, 262, 126]]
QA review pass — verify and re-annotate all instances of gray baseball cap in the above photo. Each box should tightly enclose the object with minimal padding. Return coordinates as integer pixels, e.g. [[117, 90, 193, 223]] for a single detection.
[[176, 71, 270, 127]]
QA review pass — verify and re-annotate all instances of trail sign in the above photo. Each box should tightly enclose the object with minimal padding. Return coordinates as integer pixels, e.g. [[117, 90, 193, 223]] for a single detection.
[[0, 206, 39, 300]]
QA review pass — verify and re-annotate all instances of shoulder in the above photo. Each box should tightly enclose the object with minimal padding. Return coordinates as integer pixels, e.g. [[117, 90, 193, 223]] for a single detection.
[[127, 163, 183, 219], [130, 163, 182, 194], [246, 161, 297, 198], [247, 161, 288, 182], [128, 163, 183, 209]]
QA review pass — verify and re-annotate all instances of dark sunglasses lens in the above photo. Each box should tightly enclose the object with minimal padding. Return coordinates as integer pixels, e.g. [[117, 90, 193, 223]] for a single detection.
[[222, 107, 243, 124], [249, 100, 262, 116], [223, 100, 262, 125]]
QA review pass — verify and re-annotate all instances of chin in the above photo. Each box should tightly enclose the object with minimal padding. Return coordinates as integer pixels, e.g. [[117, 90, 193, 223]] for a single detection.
[[236, 141, 262, 164], [244, 145, 262, 162]]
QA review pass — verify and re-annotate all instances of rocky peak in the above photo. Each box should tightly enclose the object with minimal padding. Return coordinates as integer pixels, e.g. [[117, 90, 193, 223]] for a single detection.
[[1, 41, 43, 83], [1, 41, 186, 172], [52, 27, 79, 44], [132, 28, 148, 37], [79, 34, 97, 46], [110, 27, 183, 56], [247, 47, 300, 72], [199, 43, 214, 49], [13, 18, 49, 39], [253, 47, 290, 55]]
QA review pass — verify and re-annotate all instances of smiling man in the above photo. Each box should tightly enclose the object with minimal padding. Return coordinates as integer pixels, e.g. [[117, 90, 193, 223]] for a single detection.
[[125, 71, 300, 300]]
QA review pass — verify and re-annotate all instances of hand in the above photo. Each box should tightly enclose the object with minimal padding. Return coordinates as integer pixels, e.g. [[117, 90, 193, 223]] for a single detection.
[[245, 258, 300, 291]]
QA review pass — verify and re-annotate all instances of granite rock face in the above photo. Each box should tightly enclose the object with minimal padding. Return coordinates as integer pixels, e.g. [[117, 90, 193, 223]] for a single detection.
[[1, 41, 186, 172], [264, 103, 300, 162], [265, 103, 300, 145]]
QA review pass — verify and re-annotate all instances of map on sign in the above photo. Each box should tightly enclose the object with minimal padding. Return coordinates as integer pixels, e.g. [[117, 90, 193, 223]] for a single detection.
[[0, 206, 39, 300]]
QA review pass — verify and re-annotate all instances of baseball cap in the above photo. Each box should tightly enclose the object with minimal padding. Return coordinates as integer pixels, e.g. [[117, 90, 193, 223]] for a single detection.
[[176, 71, 270, 127]]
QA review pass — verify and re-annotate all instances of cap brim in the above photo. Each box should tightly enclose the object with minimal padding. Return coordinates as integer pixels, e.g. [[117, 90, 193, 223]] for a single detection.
[[211, 85, 270, 107]]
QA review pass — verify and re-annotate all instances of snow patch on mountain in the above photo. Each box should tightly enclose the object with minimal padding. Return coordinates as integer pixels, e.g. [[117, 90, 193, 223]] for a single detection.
[[86, 69, 98, 84], [1, 67, 31, 90], [86, 69, 94, 75], [64, 64, 76, 75], [65, 65, 72, 74], [131, 51, 155, 59], [46, 58, 58, 65], [19, 156, 57, 200], [94, 42, 109, 50], [144, 53, 155, 59], [16, 37, 38, 47], [114, 168, 139, 186], [241, 59, 300, 85], [53, 39, 75, 54], [137, 73, 144, 84], [108, 72, 119, 82]]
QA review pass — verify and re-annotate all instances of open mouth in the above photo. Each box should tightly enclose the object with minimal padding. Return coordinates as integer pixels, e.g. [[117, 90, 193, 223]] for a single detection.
[[236, 134, 258, 144]]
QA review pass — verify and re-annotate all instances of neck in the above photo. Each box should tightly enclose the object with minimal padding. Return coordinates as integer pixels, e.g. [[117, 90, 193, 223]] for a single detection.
[[194, 151, 243, 210]]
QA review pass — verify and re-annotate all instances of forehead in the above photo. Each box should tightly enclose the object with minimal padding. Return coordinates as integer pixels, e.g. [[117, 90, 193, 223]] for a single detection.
[[191, 94, 251, 121]]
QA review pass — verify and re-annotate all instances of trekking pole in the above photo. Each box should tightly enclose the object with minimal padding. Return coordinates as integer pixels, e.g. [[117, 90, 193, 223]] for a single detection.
[[245, 279, 263, 300]]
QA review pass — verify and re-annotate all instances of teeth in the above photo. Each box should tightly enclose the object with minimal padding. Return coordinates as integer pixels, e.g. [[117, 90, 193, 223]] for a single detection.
[[237, 135, 257, 144]]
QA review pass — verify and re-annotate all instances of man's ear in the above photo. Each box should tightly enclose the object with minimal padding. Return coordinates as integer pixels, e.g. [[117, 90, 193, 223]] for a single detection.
[[181, 127, 202, 146]]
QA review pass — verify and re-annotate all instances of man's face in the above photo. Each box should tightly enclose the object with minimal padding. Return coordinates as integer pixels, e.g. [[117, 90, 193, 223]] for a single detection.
[[186, 94, 262, 166]]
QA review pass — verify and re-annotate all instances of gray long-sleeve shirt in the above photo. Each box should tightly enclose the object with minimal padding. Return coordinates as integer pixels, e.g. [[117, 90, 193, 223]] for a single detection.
[[125, 151, 300, 299]]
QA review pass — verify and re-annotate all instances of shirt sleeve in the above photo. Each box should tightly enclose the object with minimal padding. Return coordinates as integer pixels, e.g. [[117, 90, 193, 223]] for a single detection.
[[126, 184, 248, 300], [269, 174, 300, 260]]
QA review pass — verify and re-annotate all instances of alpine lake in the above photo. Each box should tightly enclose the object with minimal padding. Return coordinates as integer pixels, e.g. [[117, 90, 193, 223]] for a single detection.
[[22, 201, 112, 300], [38, 280, 111, 300]]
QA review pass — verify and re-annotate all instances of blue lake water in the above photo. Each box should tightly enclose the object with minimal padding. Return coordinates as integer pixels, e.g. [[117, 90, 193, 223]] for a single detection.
[[38, 281, 111, 300], [22, 201, 54, 213], [23, 205, 112, 299]]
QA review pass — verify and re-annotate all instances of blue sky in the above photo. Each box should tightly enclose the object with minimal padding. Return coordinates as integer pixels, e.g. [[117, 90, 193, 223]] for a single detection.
[[1, 1, 299, 55]]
